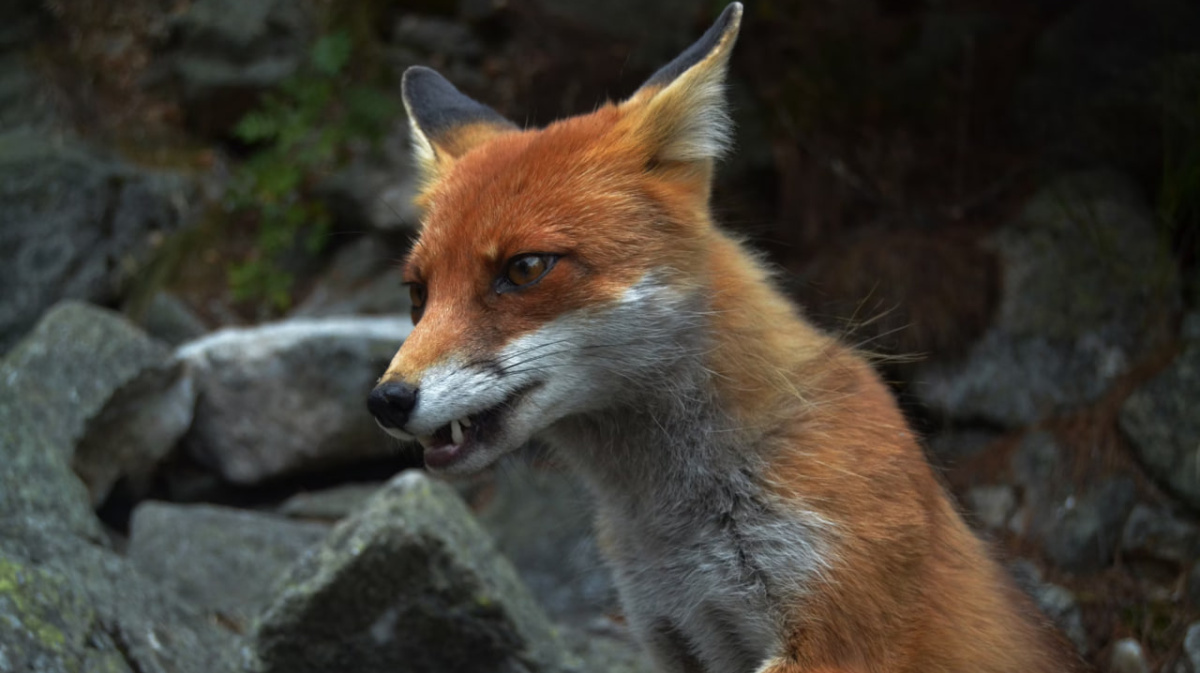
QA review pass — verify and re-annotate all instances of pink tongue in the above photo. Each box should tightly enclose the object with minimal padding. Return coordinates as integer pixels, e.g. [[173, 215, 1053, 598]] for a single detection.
[[424, 443, 465, 469]]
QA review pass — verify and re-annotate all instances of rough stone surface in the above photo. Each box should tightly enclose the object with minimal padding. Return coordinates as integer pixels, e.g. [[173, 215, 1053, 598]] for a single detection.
[[916, 170, 1178, 426], [1010, 560, 1089, 654], [1008, 432, 1135, 572], [129, 502, 329, 631], [0, 131, 195, 354], [315, 130, 421, 235], [178, 316, 411, 484], [1, 301, 195, 505], [291, 237, 413, 318], [1109, 638, 1149, 673], [0, 307, 235, 673], [1120, 343, 1200, 509], [137, 292, 209, 346], [1039, 477, 1136, 573], [1120, 504, 1200, 565], [167, 0, 314, 136], [0, 528, 236, 673], [1185, 622, 1200, 673], [475, 458, 620, 627], [243, 471, 573, 673], [277, 483, 384, 521]]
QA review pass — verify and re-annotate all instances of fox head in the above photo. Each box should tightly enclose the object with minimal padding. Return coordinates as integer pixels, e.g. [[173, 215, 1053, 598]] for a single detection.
[[369, 4, 744, 474]]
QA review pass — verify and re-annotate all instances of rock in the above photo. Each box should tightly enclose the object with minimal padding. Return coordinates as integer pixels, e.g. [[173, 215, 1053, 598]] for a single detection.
[[129, 502, 329, 632], [178, 316, 411, 484], [1120, 504, 1200, 565], [167, 0, 314, 136], [1009, 560, 1089, 654], [0, 307, 235, 673], [915, 170, 1178, 426], [475, 458, 620, 627], [317, 151, 421, 234], [1, 301, 196, 505], [0, 130, 195, 354], [1040, 477, 1136, 573], [244, 470, 573, 673], [1109, 638, 1149, 673], [138, 291, 209, 346], [0, 529, 236, 673], [1186, 622, 1200, 673], [0, 54, 58, 132], [1008, 432, 1135, 572], [1120, 342, 1200, 509], [291, 237, 413, 318], [278, 483, 384, 521], [965, 485, 1017, 531]]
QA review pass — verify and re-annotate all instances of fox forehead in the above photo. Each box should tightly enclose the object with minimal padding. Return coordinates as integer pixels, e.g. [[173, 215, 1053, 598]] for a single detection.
[[405, 107, 702, 290]]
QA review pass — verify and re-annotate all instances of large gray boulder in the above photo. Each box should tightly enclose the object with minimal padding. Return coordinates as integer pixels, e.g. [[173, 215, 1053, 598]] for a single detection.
[[915, 170, 1178, 426], [0, 130, 195, 354], [1120, 339, 1200, 509], [243, 470, 574, 673], [1, 301, 195, 506], [0, 306, 234, 673], [167, 0, 313, 136], [129, 502, 330, 632], [178, 316, 411, 484]]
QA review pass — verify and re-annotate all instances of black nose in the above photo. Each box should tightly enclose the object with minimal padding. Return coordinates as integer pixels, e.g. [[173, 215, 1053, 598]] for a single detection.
[[368, 381, 418, 429]]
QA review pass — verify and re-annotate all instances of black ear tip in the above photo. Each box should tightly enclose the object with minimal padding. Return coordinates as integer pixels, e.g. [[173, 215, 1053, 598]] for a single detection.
[[402, 66, 452, 104]]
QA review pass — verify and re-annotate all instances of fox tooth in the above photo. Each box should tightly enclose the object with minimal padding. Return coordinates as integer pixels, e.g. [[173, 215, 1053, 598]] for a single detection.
[[375, 419, 414, 441], [417, 435, 435, 449], [450, 419, 464, 445], [459, 416, 472, 427]]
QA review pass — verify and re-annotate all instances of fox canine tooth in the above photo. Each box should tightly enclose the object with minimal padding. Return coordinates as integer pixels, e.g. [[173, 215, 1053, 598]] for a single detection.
[[451, 419, 464, 445], [459, 416, 472, 427], [375, 419, 414, 441], [417, 435, 435, 449]]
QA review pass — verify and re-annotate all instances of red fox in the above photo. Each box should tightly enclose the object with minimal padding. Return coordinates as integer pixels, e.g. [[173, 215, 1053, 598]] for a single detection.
[[368, 4, 1086, 671]]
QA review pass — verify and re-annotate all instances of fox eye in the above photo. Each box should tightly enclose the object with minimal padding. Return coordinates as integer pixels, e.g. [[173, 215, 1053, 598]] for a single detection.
[[499, 254, 557, 292], [408, 283, 427, 324]]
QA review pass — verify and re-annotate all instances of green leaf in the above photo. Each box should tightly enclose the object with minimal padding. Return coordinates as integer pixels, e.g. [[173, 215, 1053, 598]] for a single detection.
[[311, 31, 353, 77], [233, 111, 281, 143]]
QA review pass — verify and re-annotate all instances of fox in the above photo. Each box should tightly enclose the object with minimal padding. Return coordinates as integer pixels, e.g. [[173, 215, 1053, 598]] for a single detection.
[[367, 4, 1087, 672]]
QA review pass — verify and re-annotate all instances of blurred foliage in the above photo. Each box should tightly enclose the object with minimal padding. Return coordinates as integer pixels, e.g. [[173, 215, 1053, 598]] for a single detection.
[[226, 30, 398, 312]]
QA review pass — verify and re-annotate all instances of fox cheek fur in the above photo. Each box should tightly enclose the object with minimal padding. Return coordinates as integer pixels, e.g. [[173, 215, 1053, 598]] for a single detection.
[[369, 4, 1087, 672]]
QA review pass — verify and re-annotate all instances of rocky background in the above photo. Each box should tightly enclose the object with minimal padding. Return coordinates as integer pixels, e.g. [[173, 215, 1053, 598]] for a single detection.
[[1, 0, 1198, 671]]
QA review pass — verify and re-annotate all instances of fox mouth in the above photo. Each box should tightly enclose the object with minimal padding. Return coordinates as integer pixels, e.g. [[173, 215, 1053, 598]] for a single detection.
[[418, 382, 541, 470]]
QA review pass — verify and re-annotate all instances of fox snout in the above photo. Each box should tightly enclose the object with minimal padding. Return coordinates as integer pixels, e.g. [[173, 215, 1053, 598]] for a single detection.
[[367, 381, 418, 432]]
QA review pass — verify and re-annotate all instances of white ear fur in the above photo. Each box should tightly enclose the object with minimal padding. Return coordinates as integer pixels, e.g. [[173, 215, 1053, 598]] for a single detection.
[[624, 3, 742, 164], [641, 58, 735, 162]]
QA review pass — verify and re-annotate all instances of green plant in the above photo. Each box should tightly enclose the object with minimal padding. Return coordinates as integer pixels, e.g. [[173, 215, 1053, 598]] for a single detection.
[[226, 30, 399, 311]]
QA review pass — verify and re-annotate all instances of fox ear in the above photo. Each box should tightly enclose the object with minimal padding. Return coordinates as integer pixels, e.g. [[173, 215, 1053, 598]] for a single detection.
[[402, 66, 517, 183], [621, 3, 743, 165]]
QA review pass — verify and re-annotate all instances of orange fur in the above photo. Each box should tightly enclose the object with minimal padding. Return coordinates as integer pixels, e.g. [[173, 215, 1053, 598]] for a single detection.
[[384, 5, 1088, 671]]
